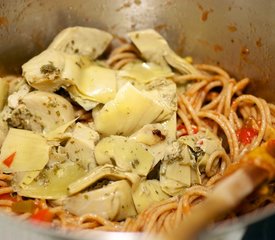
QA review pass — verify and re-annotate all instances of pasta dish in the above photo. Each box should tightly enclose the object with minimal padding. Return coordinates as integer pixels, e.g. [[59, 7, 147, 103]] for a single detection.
[[0, 27, 275, 234]]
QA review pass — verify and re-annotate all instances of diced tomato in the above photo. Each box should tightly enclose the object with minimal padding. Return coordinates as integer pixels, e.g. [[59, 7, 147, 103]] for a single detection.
[[266, 139, 275, 158], [192, 125, 199, 134], [236, 127, 258, 145], [177, 124, 185, 131], [177, 124, 198, 137], [3, 152, 16, 168], [31, 209, 53, 223], [0, 193, 17, 202]]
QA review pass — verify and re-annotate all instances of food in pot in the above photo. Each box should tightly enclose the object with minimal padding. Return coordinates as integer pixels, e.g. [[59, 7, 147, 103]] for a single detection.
[[0, 27, 274, 233]]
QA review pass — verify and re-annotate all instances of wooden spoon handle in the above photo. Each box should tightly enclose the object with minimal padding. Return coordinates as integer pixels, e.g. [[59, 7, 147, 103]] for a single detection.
[[169, 165, 269, 240]]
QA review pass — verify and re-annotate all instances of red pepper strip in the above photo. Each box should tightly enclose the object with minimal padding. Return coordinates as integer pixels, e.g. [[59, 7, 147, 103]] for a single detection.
[[236, 127, 258, 145], [177, 124, 186, 131], [31, 209, 53, 223], [192, 125, 199, 134], [3, 152, 16, 168], [177, 124, 198, 137]]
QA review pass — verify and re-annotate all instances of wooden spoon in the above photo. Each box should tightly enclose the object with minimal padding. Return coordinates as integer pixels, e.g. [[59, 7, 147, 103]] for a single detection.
[[168, 140, 275, 240]]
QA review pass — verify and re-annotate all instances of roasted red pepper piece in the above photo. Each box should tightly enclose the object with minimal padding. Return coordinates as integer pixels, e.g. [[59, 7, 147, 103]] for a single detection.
[[31, 209, 53, 223], [236, 127, 258, 145], [3, 152, 16, 167]]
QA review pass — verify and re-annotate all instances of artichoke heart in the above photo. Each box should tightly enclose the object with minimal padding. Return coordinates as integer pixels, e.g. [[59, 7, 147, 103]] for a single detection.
[[131, 113, 177, 167], [64, 180, 137, 221], [93, 82, 170, 136], [119, 61, 173, 83], [19, 91, 75, 133], [133, 180, 169, 213], [160, 161, 191, 196], [16, 161, 86, 199], [68, 164, 140, 195], [95, 136, 154, 176], [179, 129, 225, 175], [0, 128, 49, 187], [0, 78, 9, 111], [128, 29, 198, 74], [63, 123, 99, 170], [45, 118, 77, 141], [0, 128, 49, 173], [75, 65, 117, 104], [22, 49, 90, 92], [0, 117, 8, 148], [142, 79, 177, 125], [48, 26, 112, 58], [130, 123, 168, 146], [67, 86, 99, 111]]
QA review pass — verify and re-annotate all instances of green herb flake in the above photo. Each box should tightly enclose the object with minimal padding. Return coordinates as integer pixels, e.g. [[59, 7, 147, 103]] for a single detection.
[[84, 194, 89, 200], [40, 62, 58, 74]]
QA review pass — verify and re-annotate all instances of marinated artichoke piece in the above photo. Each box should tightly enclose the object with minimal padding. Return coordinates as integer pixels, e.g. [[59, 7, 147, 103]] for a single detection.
[[142, 78, 177, 122], [0, 128, 50, 187], [67, 86, 99, 111], [64, 180, 137, 221], [0, 78, 9, 111], [130, 123, 168, 146], [0, 128, 49, 173], [22, 50, 67, 91], [1, 82, 31, 131], [5, 81, 31, 109], [68, 165, 140, 195], [63, 122, 99, 170], [179, 129, 226, 174], [128, 29, 199, 74], [48, 26, 113, 58], [22, 49, 90, 92], [45, 118, 76, 141], [119, 61, 173, 83], [0, 117, 8, 147], [131, 113, 177, 167], [160, 160, 192, 196], [75, 65, 117, 104], [159, 129, 226, 196], [95, 136, 154, 176], [23, 51, 117, 108], [133, 180, 169, 213], [93, 82, 171, 136], [16, 161, 86, 199], [8, 91, 75, 133], [1, 75, 23, 95]]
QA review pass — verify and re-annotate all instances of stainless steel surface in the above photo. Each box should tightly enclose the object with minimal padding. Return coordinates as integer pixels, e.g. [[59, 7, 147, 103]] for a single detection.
[[0, 0, 275, 239]]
